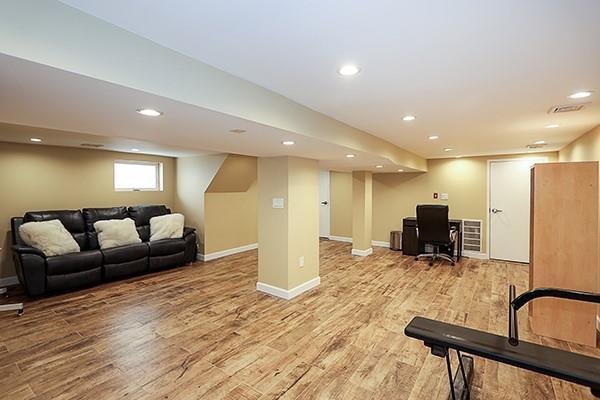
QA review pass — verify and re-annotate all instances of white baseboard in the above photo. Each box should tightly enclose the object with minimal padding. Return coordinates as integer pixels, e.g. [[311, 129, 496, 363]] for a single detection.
[[462, 250, 488, 260], [198, 243, 258, 262], [329, 236, 390, 249], [0, 276, 19, 287], [371, 240, 390, 248], [351, 247, 373, 257], [256, 276, 320, 300], [328, 235, 352, 243]]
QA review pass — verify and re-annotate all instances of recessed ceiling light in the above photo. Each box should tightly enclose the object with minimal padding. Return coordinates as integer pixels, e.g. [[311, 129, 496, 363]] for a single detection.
[[402, 115, 416, 121], [346, 154, 356, 158], [534, 140, 546, 145], [444, 148, 453, 152], [428, 135, 439, 140], [229, 128, 246, 134], [282, 140, 295, 146], [397, 169, 404, 172], [29, 138, 42, 142], [136, 108, 163, 117], [375, 165, 383, 169], [545, 124, 559, 129], [455, 156, 462, 158], [338, 65, 360, 76], [131, 148, 140, 152], [568, 91, 592, 99]]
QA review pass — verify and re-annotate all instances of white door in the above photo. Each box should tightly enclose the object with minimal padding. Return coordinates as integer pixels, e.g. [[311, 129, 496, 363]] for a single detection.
[[319, 171, 330, 238], [489, 159, 542, 263]]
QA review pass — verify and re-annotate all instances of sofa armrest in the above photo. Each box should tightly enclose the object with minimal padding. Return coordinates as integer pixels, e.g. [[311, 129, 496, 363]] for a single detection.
[[11, 245, 47, 296], [183, 227, 196, 237], [12, 245, 46, 258]]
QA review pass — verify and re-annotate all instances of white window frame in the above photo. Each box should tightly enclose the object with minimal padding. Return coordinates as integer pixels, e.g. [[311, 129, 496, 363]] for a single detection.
[[114, 160, 164, 192]]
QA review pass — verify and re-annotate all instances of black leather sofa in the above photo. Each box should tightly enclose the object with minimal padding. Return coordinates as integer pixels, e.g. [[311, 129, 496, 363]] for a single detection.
[[11, 205, 197, 296]]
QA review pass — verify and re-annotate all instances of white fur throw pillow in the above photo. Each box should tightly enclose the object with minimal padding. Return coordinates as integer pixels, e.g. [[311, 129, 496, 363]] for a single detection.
[[93, 218, 141, 249], [150, 213, 184, 241], [19, 219, 80, 257]]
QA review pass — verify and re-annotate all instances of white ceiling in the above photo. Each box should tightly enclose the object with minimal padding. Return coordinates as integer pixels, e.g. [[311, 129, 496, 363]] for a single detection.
[[0, 54, 401, 172], [60, 0, 600, 158]]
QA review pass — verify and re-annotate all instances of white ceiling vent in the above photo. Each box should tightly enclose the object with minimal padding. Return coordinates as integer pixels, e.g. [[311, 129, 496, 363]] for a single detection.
[[547, 104, 586, 114], [527, 143, 547, 149], [80, 143, 105, 148]]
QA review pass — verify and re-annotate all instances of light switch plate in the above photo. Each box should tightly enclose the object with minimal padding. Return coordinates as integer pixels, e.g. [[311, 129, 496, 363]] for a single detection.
[[441, 193, 449, 200], [299, 256, 304, 267], [272, 198, 284, 209]]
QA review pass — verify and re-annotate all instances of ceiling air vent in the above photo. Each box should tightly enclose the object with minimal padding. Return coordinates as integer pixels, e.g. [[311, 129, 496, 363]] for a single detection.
[[80, 143, 104, 148], [527, 143, 547, 150], [548, 104, 586, 114]]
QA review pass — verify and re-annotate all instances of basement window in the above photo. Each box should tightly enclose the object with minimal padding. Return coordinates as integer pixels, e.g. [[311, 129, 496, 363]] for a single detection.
[[114, 160, 163, 191]]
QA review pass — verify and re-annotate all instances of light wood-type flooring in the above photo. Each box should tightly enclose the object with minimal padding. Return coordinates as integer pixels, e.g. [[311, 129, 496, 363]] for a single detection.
[[1, 240, 599, 399]]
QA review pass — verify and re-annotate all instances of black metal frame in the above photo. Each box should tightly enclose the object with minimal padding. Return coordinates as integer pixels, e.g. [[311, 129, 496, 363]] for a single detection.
[[508, 285, 600, 346], [428, 344, 473, 400]]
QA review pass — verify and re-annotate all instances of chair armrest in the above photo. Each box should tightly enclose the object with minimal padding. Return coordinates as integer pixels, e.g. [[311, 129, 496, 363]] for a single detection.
[[183, 227, 196, 237], [11, 245, 46, 258]]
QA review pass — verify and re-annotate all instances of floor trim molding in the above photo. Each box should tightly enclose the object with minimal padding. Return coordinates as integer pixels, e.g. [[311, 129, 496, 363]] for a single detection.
[[256, 277, 321, 300], [371, 240, 390, 248], [198, 243, 258, 262], [351, 247, 373, 257], [0, 276, 19, 287], [329, 237, 391, 249], [462, 250, 488, 260], [328, 235, 352, 243]]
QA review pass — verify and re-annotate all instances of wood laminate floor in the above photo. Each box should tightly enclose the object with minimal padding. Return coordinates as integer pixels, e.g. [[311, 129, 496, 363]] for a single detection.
[[1, 240, 598, 399]]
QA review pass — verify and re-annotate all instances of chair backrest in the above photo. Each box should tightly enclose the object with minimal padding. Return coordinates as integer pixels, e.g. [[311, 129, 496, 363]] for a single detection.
[[128, 205, 171, 242], [416, 204, 451, 244], [82, 206, 129, 249], [22, 210, 89, 250]]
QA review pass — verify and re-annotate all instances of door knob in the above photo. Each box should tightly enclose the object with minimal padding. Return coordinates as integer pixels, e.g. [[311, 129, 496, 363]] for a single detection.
[[491, 208, 503, 214], [321, 201, 328, 205]]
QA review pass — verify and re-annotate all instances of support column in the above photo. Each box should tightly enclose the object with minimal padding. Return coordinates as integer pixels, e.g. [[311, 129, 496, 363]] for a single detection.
[[257, 157, 320, 299], [352, 171, 373, 256]]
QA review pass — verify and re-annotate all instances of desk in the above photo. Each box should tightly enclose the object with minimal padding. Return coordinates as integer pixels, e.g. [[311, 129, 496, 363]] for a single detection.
[[402, 217, 462, 261]]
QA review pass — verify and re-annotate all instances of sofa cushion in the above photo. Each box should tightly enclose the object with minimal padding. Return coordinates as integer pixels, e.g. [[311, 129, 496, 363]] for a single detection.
[[148, 239, 185, 257], [104, 258, 148, 280], [19, 219, 80, 257], [24, 210, 88, 250], [128, 205, 170, 227], [93, 218, 141, 249], [46, 250, 103, 275], [149, 252, 185, 272], [150, 213, 184, 241], [47, 267, 102, 292], [83, 207, 129, 249], [101, 242, 149, 264]]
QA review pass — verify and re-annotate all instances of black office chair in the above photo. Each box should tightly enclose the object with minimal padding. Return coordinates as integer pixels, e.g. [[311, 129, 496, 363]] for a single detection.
[[415, 204, 457, 266]]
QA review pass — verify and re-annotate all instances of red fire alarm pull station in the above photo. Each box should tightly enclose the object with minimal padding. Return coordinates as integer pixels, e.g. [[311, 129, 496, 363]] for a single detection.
[[433, 192, 439, 199]]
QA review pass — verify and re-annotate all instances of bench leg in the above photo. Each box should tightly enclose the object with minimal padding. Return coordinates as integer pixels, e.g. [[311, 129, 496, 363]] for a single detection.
[[446, 351, 474, 400]]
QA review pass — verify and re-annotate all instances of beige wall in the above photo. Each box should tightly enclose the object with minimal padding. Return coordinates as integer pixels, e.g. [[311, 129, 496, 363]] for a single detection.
[[258, 157, 319, 290], [204, 155, 258, 254], [330, 152, 558, 252], [330, 171, 352, 237], [559, 125, 600, 162], [174, 154, 226, 253], [352, 171, 373, 251], [0, 142, 175, 278]]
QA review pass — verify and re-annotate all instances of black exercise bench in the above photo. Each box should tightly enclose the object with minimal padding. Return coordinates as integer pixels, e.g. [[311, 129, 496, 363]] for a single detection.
[[405, 286, 600, 399]]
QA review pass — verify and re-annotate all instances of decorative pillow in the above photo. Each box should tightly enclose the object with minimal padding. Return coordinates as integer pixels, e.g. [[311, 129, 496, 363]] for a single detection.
[[93, 218, 141, 249], [150, 213, 184, 241], [19, 219, 80, 257]]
